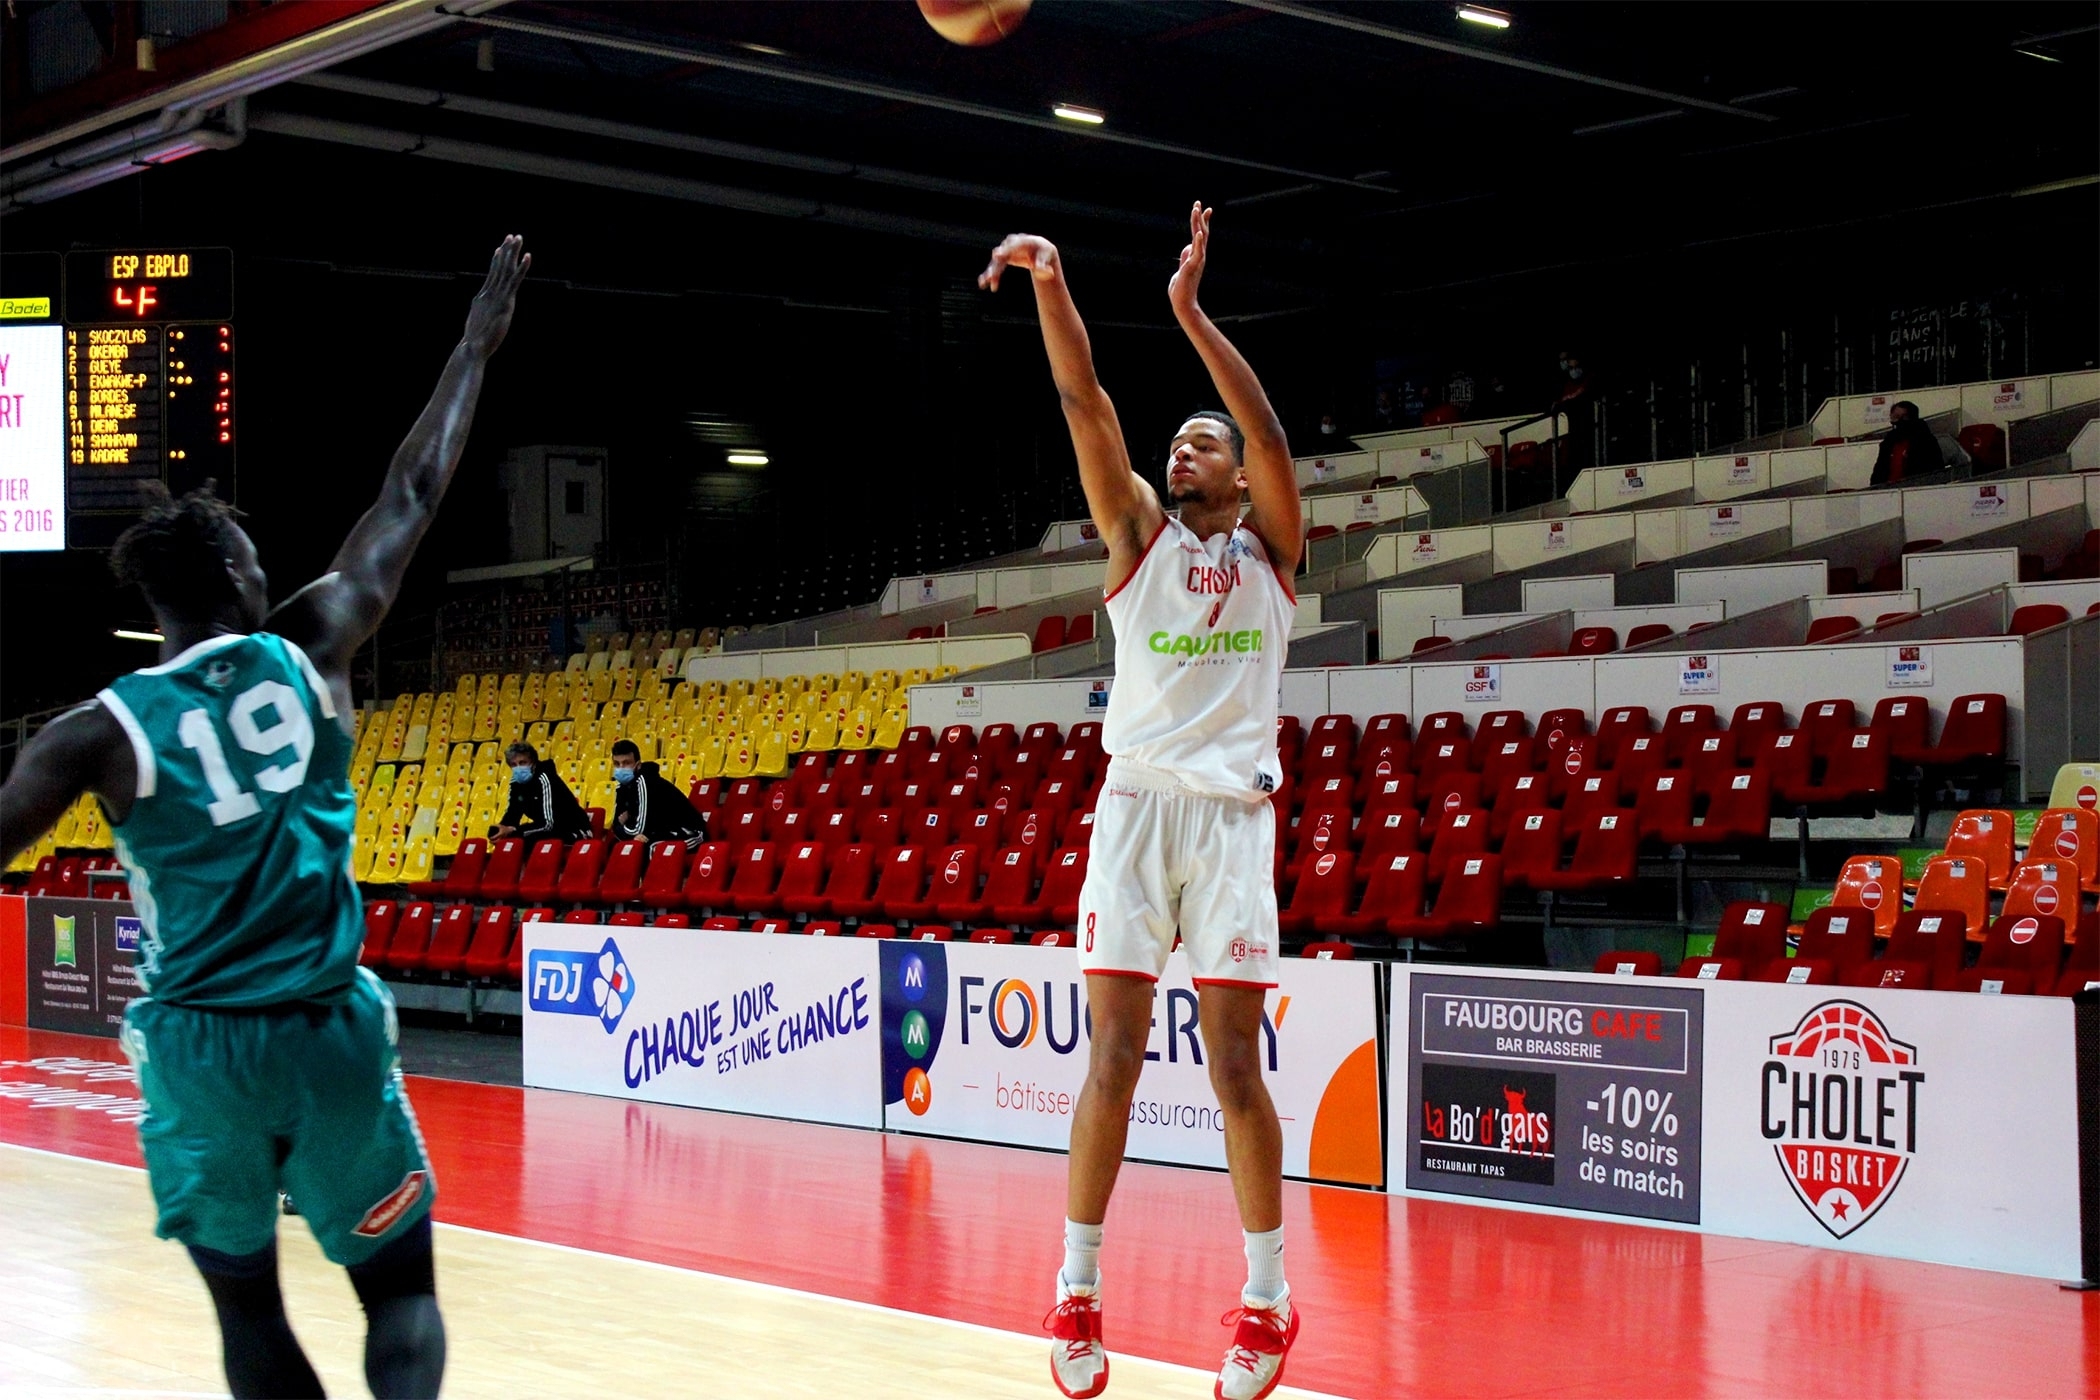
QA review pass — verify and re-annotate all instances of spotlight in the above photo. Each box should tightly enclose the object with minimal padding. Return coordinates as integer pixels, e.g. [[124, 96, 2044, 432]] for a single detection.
[[1052, 104, 1105, 125], [1457, 6, 1511, 29]]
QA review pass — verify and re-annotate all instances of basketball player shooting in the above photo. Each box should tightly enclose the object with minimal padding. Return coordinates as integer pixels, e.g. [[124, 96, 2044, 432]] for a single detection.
[[0, 235, 528, 1400], [980, 203, 1304, 1400]]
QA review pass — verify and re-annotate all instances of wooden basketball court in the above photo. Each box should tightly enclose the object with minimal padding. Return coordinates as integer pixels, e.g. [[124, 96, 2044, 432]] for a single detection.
[[2, 1024, 2093, 1397]]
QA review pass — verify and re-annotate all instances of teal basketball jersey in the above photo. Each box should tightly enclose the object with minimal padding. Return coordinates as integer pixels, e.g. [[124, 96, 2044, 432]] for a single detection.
[[98, 632, 362, 1008]]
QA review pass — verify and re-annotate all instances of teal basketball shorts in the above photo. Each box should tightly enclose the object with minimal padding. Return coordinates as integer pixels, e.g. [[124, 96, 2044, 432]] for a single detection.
[[121, 967, 436, 1267]]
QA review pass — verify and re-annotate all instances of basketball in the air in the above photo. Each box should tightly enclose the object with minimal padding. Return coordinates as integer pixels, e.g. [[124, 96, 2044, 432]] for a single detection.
[[916, 0, 1031, 46]]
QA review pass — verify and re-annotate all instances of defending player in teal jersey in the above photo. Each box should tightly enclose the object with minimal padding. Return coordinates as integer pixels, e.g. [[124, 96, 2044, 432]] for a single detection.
[[0, 235, 529, 1400]]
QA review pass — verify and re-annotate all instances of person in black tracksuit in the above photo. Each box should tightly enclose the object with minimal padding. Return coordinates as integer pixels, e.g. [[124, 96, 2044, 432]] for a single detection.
[[610, 739, 707, 846], [494, 742, 592, 842]]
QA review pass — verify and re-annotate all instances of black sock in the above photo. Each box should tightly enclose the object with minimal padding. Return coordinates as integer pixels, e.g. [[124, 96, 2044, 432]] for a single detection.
[[348, 1217, 447, 1400], [187, 1242, 325, 1400]]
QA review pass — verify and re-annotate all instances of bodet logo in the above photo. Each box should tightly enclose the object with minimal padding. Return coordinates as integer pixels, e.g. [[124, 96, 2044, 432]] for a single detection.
[[1759, 1000, 1924, 1238], [530, 937, 636, 1034]]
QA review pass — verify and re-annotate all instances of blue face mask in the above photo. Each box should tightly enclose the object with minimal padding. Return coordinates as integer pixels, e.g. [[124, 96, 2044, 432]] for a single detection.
[[511, 763, 535, 783], [613, 766, 636, 784]]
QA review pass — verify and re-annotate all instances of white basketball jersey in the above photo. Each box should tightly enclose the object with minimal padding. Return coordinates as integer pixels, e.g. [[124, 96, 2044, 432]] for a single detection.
[[1101, 516, 1296, 802]]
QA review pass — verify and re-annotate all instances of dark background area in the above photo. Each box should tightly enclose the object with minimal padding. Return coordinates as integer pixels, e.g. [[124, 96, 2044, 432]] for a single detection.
[[3, 0, 2094, 717]]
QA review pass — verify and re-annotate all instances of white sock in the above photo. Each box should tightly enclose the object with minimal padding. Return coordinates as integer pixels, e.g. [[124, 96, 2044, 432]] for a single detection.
[[1244, 1226, 1286, 1305], [1062, 1218, 1103, 1291]]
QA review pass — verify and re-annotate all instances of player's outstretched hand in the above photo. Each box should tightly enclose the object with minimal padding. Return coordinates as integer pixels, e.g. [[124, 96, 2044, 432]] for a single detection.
[[1167, 201, 1211, 319], [464, 235, 531, 357], [979, 233, 1060, 292]]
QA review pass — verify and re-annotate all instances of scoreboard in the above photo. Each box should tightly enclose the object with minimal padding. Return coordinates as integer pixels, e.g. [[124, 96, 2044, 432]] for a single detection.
[[0, 248, 235, 551]]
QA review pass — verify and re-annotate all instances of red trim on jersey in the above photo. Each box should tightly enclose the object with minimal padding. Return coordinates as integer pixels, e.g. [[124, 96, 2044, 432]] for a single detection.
[[1082, 968, 1160, 983], [1102, 515, 1172, 604], [1240, 524, 1298, 606], [1191, 977, 1281, 990]]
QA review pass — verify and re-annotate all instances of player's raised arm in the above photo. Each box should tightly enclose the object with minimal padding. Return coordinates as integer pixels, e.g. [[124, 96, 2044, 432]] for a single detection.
[[980, 234, 1163, 584], [0, 705, 131, 865], [1166, 203, 1301, 572], [268, 235, 529, 683]]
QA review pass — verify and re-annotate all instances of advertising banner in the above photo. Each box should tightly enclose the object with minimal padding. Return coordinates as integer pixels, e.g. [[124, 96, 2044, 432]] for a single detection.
[[1388, 967, 2083, 1278], [1399, 970, 1704, 1224], [523, 924, 883, 1129], [26, 895, 142, 1038], [1698, 982, 2079, 1278], [880, 943, 1384, 1186]]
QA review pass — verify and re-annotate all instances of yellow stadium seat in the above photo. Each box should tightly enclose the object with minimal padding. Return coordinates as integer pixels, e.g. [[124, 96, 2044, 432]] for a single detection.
[[693, 736, 727, 780], [366, 832, 407, 886], [783, 711, 808, 755], [870, 669, 900, 695], [525, 720, 552, 749], [587, 670, 612, 704], [656, 648, 685, 678], [805, 709, 840, 753], [72, 797, 112, 851], [874, 707, 908, 749], [435, 805, 470, 858], [673, 756, 705, 791], [51, 801, 80, 847], [755, 730, 791, 778], [400, 833, 437, 886], [839, 708, 875, 751], [721, 733, 757, 779], [565, 652, 588, 673], [612, 669, 637, 701], [902, 667, 931, 689]]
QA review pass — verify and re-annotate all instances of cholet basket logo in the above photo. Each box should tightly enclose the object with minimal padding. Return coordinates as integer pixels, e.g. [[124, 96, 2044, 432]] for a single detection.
[[1758, 1000, 1924, 1239]]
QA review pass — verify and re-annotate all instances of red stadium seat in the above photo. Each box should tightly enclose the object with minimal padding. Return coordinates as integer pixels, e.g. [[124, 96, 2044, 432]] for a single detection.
[[2053, 920, 2099, 995], [1726, 702, 1788, 759], [1674, 767, 1771, 847], [608, 911, 646, 927], [1900, 693, 2006, 768], [462, 907, 516, 980], [1868, 697, 1930, 758], [1800, 699, 1859, 760], [1488, 770, 1552, 842], [1660, 705, 1719, 763], [1301, 941, 1356, 960], [1569, 626, 1618, 656], [561, 908, 602, 925], [417, 838, 484, 899], [1032, 930, 1075, 948], [596, 840, 649, 904], [2009, 603, 2070, 636], [1358, 807, 1421, 866], [1388, 854, 1502, 942], [1032, 616, 1068, 652], [1786, 906, 1878, 983], [1632, 771, 1694, 848], [703, 916, 744, 931], [996, 847, 1087, 927], [816, 844, 885, 921], [382, 902, 438, 972], [554, 839, 609, 905], [1477, 737, 1537, 796], [1594, 950, 1661, 977], [1612, 733, 1668, 791], [1357, 713, 1412, 774], [766, 806, 813, 844], [943, 845, 1035, 924], [1803, 615, 1860, 645], [1312, 851, 1422, 941], [414, 903, 469, 975], [1560, 770, 1623, 831], [802, 920, 841, 937], [1681, 732, 1739, 799], [654, 913, 693, 928], [361, 900, 401, 967], [1360, 774, 1417, 819], [1957, 913, 2066, 994], [868, 845, 931, 923], [1279, 850, 1356, 939], [1596, 707, 1654, 767], [1423, 809, 1490, 884], [1499, 810, 1564, 892], [1848, 909, 1967, 990], [639, 841, 691, 909], [476, 837, 529, 901], [514, 839, 568, 906], [1957, 422, 2007, 472], [1753, 956, 1836, 985], [1678, 900, 1785, 981], [1783, 730, 1890, 814], [1623, 623, 1674, 649], [1532, 811, 1639, 893], [681, 841, 737, 910], [717, 807, 766, 845], [901, 845, 980, 924]]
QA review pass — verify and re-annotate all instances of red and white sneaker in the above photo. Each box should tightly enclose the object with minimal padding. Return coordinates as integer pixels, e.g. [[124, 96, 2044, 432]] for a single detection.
[[1214, 1290, 1301, 1400], [1045, 1274, 1109, 1398]]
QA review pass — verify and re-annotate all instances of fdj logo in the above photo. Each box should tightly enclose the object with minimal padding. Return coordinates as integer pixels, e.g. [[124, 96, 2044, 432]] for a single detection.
[[529, 937, 636, 1034], [1759, 1000, 1923, 1238]]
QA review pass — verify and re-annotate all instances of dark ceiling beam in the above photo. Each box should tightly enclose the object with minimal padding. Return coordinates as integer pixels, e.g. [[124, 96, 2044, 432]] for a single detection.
[[1230, 0, 1778, 123], [453, 12, 1402, 194], [297, 72, 1190, 235]]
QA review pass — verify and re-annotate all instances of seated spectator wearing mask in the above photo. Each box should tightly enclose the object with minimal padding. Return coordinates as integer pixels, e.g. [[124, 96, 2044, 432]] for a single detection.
[[494, 742, 592, 842], [609, 739, 708, 846], [1870, 400, 1945, 485]]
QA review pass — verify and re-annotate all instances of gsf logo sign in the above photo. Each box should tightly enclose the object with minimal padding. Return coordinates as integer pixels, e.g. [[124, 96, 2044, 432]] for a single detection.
[[1759, 1000, 1924, 1238]]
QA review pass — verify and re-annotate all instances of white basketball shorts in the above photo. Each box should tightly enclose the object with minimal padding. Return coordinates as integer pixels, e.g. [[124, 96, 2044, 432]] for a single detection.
[[1074, 758, 1280, 988]]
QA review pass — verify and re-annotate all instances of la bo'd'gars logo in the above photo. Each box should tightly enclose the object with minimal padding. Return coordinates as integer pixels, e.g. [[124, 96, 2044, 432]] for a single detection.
[[1759, 1000, 1923, 1238]]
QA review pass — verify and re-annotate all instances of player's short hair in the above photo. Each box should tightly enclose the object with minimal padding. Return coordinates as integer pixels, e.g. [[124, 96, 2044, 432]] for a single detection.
[[610, 739, 641, 760], [109, 481, 244, 616], [1180, 410, 1245, 461], [507, 742, 539, 764]]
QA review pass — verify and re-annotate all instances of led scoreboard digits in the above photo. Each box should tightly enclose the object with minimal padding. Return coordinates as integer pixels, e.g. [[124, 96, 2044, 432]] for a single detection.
[[60, 248, 235, 546]]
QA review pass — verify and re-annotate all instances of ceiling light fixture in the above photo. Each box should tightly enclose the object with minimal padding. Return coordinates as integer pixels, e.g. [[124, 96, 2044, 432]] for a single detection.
[[114, 629, 165, 643], [1456, 5, 1511, 29], [740, 42, 788, 57], [726, 451, 770, 467], [1052, 104, 1105, 125], [2013, 47, 2061, 62]]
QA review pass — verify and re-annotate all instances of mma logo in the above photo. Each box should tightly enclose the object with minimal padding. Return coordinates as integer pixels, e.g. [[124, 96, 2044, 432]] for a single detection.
[[1759, 1000, 1924, 1238], [352, 1169, 428, 1238]]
